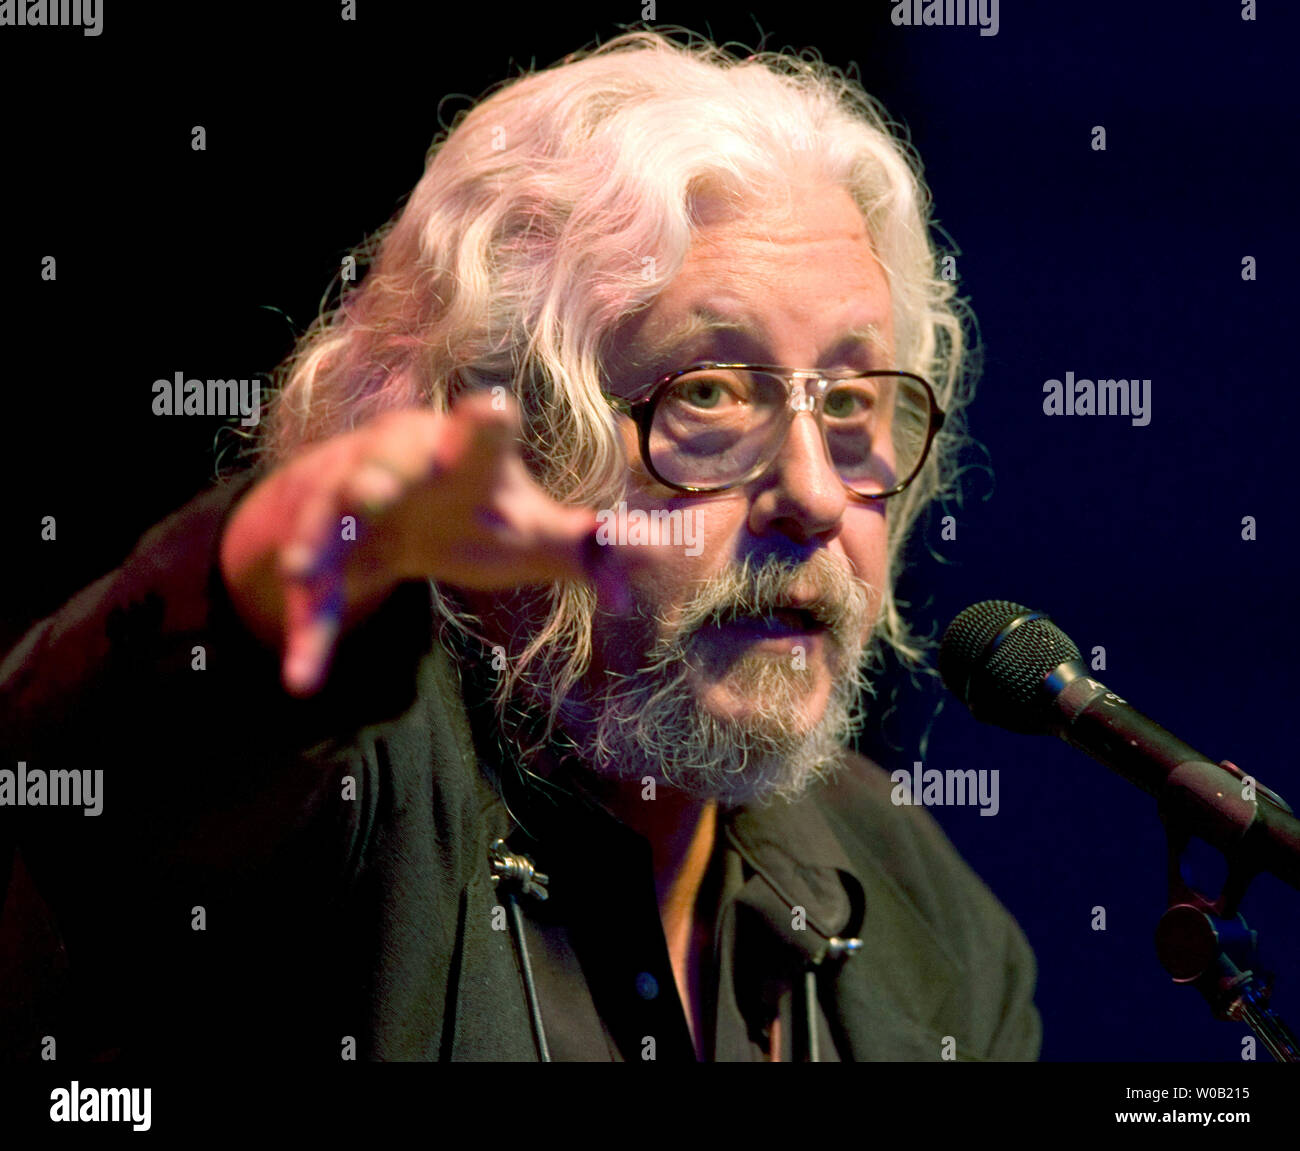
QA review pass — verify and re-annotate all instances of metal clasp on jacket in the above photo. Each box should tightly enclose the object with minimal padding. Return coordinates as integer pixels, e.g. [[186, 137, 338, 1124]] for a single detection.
[[795, 938, 862, 1063], [489, 838, 550, 902], [822, 936, 862, 962], [488, 837, 553, 1061]]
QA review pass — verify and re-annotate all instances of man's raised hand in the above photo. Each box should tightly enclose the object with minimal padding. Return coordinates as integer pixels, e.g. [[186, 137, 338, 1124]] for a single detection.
[[219, 392, 625, 696]]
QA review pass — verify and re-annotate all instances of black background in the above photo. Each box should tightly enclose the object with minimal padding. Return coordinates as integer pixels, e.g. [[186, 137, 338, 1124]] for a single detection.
[[2, 0, 1297, 1066]]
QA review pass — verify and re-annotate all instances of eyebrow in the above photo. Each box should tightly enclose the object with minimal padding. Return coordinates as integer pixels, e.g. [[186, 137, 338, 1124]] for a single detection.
[[639, 308, 889, 374]]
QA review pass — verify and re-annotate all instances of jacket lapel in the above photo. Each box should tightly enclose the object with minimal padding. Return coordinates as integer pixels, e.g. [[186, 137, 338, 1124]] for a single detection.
[[723, 782, 962, 1053]]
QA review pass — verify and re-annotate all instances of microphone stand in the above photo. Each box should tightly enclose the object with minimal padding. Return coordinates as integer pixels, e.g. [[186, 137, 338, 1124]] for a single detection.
[[1153, 758, 1300, 1061], [943, 603, 1300, 1060]]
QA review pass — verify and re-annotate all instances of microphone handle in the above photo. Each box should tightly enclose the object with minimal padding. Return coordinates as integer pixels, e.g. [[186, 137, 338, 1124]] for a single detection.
[[1047, 661, 1300, 891], [1049, 662, 1206, 794]]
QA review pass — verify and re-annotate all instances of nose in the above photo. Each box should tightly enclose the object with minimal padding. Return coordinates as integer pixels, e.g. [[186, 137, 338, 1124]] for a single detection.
[[746, 407, 849, 545]]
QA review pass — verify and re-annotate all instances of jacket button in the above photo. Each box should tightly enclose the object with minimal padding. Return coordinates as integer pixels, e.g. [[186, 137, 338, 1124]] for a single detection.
[[635, 972, 659, 1000]]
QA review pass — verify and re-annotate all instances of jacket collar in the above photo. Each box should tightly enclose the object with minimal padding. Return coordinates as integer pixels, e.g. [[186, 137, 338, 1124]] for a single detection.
[[723, 791, 864, 962], [724, 771, 963, 1036]]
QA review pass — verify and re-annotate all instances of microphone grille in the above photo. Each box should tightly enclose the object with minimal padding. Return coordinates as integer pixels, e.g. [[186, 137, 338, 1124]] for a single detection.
[[939, 600, 1082, 732]]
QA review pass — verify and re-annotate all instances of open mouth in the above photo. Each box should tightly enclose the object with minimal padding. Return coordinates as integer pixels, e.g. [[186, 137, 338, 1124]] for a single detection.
[[769, 607, 824, 630], [715, 607, 827, 635]]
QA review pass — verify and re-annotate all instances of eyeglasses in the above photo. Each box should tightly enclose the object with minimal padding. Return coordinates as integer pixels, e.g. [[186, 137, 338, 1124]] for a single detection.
[[605, 363, 945, 500]]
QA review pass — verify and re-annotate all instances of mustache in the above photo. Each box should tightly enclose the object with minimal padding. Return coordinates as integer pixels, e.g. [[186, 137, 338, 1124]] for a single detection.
[[653, 550, 875, 646]]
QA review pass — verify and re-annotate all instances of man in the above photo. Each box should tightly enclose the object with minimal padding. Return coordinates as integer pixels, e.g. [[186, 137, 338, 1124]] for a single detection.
[[1, 29, 1038, 1061]]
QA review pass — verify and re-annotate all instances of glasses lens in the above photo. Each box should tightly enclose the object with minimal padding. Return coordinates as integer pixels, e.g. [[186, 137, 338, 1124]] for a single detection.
[[648, 369, 933, 495], [828, 373, 933, 497], [647, 369, 787, 488]]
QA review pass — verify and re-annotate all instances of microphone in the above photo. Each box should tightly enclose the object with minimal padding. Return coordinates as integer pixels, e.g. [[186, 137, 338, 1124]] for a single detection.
[[938, 600, 1300, 891]]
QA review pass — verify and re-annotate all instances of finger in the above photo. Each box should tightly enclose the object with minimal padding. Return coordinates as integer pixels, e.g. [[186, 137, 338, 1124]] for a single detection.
[[277, 486, 348, 695], [346, 458, 407, 517], [453, 387, 518, 424], [282, 576, 343, 696], [443, 396, 520, 480], [496, 490, 633, 614]]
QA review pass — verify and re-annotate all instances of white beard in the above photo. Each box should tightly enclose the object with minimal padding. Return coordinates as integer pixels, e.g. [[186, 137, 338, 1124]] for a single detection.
[[559, 550, 877, 807]]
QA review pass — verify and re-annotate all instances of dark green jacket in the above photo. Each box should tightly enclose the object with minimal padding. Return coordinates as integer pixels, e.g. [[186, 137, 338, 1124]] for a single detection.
[[0, 474, 1040, 1062]]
